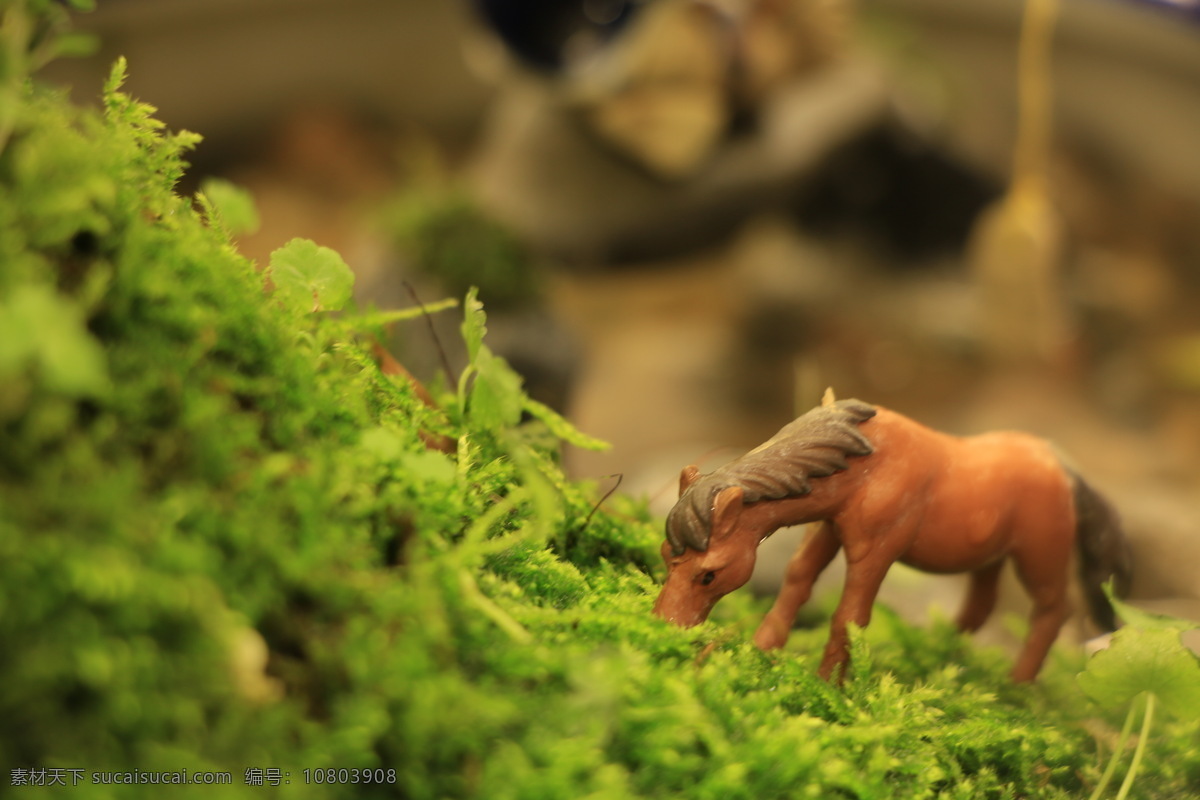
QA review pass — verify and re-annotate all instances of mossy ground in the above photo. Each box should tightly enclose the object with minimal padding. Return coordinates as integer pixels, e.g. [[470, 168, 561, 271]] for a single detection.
[[1, 30, 1198, 800]]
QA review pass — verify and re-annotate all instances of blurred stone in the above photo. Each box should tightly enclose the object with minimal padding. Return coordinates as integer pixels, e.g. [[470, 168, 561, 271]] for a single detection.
[[571, 0, 731, 178], [468, 1, 887, 263]]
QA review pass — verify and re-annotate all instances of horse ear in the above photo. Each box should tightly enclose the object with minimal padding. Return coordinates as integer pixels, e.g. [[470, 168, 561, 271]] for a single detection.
[[710, 485, 744, 542], [678, 465, 701, 498]]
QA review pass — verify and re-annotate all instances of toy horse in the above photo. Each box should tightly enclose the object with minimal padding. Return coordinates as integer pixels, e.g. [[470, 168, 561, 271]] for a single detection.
[[653, 393, 1132, 682]]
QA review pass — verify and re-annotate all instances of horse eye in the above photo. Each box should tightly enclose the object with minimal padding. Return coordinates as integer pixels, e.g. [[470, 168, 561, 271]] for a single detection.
[[700, 571, 717, 586]]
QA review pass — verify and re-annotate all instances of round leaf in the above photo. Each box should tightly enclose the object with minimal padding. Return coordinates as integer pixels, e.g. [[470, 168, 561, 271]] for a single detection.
[[268, 238, 354, 314], [1079, 627, 1200, 717]]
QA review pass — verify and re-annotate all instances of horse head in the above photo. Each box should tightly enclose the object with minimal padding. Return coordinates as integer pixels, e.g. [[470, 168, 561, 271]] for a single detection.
[[652, 466, 759, 627]]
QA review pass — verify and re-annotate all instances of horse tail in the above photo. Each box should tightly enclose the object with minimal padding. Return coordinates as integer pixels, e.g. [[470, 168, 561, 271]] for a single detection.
[[1068, 469, 1133, 632]]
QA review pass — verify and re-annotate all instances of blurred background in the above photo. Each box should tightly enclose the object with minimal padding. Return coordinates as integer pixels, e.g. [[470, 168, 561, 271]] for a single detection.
[[43, 0, 1200, 647]]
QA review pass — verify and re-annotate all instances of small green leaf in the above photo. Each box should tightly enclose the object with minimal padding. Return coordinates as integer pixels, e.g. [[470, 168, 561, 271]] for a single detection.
[[52, 31, 99, 60], [199, 178, 260, 236], [1078, 627, 1200, 717], [268, 238, 354, 314], [460, 287, 486, 363], [469, 347, 524, 430], [523, 397, 610, 451], [1105, 582, 1197, 633], [103, 56, 128, 101]]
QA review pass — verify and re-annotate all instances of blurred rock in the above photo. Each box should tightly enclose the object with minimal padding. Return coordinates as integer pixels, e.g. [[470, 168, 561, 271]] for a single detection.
[[467, 0, 889, 263]]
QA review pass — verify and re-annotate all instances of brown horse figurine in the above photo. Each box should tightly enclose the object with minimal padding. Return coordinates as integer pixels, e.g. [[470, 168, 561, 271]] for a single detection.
[[653, 395, 1132, 682]]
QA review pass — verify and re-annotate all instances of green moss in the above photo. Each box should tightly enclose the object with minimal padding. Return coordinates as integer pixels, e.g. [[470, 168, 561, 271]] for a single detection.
[[1, 10, 1198, 798], [386, 189, 543, 311]]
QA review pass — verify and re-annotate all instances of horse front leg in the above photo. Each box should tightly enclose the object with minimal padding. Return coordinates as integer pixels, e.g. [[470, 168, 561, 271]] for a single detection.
[[817, 549, 894, 682], [754, 522, 841, 651], [956, 561, 1004, 633]]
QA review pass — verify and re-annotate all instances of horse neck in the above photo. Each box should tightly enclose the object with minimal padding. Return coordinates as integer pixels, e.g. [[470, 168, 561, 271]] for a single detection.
[[736, 407, 941, 542], [740, 468, 861, 537]]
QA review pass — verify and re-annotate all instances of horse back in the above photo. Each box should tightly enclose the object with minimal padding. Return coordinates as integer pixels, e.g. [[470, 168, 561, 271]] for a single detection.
[[943, 430, 1076, 557], [847, 411, 1075, 572]]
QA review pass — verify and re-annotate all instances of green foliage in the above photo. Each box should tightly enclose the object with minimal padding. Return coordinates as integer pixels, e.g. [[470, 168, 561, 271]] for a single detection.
[[1077, 586, 1200, 799], [0, 0, 95, 154], [458, 286, 608, 451], [1, 18, 1198, 799], [198, 177, 261, 238], [0, 282, 110, 398], [1080, 628, 1200, 717]]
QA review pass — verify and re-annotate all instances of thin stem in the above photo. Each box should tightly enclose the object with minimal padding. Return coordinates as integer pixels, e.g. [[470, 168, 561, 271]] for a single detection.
[[1115, 692, 1155, 800], [1088, 699, 1138, 800], [349, 298, 458, 329], [403, 281, 455, 385], [578, 473, 623, 535], [458, 568, 532, 644]]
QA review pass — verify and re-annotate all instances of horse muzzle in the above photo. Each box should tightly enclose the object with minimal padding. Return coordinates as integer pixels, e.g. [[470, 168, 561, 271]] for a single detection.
[[652, 583, 714, 628]]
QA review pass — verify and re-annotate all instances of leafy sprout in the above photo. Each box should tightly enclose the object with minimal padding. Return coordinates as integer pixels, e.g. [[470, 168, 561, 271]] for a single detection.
[[198, 177, 261, 238]]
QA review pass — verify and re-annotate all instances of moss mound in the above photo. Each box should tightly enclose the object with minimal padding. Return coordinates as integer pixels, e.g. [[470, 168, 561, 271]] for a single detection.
[[2, 15, 1198, 800]]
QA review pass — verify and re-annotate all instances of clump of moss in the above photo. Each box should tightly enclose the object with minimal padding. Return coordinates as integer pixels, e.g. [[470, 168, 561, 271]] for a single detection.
[[2, 9, 1198, 799], [387, 189, 543, 312]]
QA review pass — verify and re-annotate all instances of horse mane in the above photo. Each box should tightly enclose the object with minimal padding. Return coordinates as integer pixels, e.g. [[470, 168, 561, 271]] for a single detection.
[[667, 399, 877, 555]]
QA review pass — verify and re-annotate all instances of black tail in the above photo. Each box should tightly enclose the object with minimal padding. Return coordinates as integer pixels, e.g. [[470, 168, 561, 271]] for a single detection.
[[1070, 470, 1133, 632]]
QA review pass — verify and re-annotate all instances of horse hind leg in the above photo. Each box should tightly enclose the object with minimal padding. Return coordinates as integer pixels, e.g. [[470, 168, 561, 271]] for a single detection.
[[1011, 593, 1070, 682], [956, 561, 1004, 633], [1010, 550, 1072, 682], [754, 522, 841, 651]]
